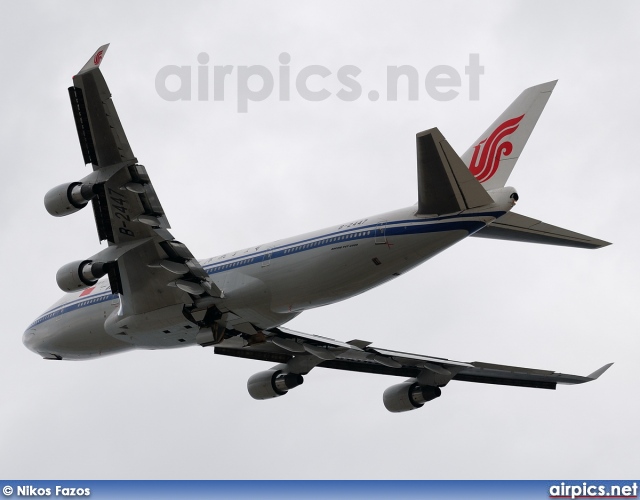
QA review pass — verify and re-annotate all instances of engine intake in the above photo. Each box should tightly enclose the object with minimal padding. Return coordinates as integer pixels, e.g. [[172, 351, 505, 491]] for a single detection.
[[382, 381, 441, 413], [247, 370, 304, 400], [56, 260, 108, 292], [44, 182, 96, 217]]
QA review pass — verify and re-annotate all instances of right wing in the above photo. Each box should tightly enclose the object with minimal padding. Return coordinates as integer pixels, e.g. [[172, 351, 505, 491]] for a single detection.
[[472, 212, 611, 249], [214, 326, 612, 390]]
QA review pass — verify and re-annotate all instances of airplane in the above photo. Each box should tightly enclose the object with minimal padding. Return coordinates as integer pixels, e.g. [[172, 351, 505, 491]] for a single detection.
[[23, 44, 613, 413]]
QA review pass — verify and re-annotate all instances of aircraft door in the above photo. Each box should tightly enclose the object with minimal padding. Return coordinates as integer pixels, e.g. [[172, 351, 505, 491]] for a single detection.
[[374, 222, 387, 244], [262, 247, 273, 267]]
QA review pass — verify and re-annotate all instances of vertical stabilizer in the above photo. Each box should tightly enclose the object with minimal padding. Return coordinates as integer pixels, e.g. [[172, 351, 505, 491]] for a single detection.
[[416, 128, 493, 216], [461, 81, 556, 191]]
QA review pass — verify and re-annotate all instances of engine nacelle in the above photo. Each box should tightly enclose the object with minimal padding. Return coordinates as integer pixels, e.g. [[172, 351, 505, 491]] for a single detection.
[[56, 260, 108, 292], [44, 182, 96, 217], [247, 370, 304, 400], [382, 381, 441, 413]]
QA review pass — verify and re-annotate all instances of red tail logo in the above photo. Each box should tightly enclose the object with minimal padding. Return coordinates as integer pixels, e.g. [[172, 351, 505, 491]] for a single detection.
[[469, 114, 524, 183], [93, 50, 104, 66], [79, 286, 96, 297]]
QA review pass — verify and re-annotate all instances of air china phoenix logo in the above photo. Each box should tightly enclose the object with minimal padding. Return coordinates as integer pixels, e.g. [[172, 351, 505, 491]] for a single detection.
[[79, 286, 96, 297], [93, 50, 104, 66], [469, 114, 524, 183]]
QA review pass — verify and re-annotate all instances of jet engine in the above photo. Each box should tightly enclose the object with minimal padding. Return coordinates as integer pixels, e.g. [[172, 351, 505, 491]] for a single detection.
[[44, 182, 96, 217], [56, 260, 108, 292], [247, 370, 304, 400], [382, 381, 441, 413]]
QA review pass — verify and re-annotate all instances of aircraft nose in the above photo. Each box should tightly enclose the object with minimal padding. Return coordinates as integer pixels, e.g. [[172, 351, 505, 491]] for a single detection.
[[23, 327, 62, 360], [22, 326, 40, 354]]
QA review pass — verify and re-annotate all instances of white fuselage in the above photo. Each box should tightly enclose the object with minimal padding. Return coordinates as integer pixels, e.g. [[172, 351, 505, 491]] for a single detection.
[[23, 205, 506, 360]]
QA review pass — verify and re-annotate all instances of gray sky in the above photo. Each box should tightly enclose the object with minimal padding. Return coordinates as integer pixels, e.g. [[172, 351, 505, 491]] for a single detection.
[[1, 0, 638, 479]]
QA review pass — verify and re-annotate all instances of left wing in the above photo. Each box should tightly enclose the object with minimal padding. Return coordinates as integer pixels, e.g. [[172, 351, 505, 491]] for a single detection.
[[214, 327, 612, 412], [69, 44, 136, 169], [50, 45, 224, 341]]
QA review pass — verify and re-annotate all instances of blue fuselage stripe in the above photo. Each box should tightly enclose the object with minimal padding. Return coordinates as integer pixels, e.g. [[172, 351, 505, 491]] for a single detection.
[[29, 213, 501, 328], [202, 214, 501, 274], [27, 292, 118, 329]]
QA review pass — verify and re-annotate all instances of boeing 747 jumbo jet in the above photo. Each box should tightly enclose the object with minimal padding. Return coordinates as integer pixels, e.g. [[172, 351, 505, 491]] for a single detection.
[[24, 45, 612, 412]]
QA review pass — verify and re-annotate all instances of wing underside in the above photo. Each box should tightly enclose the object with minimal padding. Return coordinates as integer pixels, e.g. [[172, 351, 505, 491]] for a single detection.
[[66, 45, 223, 322], [214, 326, 611, 390], [473, 212, 611, 249]]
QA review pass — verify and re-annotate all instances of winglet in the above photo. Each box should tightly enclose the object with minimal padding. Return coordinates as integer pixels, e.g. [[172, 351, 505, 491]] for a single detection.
[[587, 363, 613, 380], [77, 44, 110, 75]]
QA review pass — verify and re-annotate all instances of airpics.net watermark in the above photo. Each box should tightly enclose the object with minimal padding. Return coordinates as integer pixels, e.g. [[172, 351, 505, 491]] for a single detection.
[[549, 482, 638, 499], [155, 53, 484, 112]]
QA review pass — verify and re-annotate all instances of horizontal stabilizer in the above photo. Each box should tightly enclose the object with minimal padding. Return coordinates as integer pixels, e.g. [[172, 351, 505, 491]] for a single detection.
[[472, 212, 611, 249], [416, 128, 494, 216]]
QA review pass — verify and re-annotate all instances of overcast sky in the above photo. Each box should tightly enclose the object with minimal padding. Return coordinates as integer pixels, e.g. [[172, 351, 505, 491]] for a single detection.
[[1, 0, 638, 480]]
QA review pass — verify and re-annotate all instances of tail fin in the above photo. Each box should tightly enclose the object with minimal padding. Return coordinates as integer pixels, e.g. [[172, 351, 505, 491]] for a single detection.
[[461, 81, 557, 191], [416, 128, 494, 216]]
